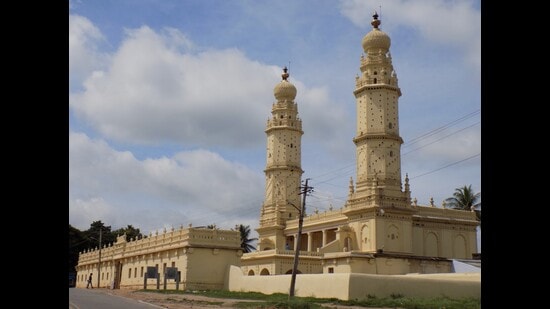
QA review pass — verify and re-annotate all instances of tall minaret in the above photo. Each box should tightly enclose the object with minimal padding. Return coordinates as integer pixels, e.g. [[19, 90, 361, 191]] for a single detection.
[[256, 67, 304, 250], [349, 12, 410, 207]]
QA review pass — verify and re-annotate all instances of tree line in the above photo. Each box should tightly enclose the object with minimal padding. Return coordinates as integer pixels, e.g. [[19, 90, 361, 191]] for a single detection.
[[68, 221, 144, 273]]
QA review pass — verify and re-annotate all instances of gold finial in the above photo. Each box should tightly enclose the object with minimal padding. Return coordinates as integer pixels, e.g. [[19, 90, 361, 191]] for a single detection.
[[282, 66, 289, 81], [371, 11, 381, 29]]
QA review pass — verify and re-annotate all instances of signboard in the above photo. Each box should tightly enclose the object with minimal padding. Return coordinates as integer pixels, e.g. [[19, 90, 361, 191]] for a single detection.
[[146, 266, 157, 278], [165, 267, 178, 279]]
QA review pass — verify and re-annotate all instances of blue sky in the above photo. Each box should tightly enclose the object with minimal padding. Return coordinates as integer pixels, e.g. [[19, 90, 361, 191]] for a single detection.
[[69, 0, 481, 249]]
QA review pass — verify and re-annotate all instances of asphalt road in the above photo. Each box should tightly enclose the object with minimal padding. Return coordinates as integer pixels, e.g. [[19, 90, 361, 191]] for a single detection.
[[69, 288, 162, 309]]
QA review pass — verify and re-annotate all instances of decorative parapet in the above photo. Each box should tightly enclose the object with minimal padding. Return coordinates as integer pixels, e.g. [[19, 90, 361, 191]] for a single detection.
[[413, 205, 478, 223], [285, 208, 347, 229], [241, 248, 324, 260], [344, 194, 410, 211], [354, 81, 401, 96], [352, 132, 403, 144], [271, 101, 298, 110], [303, 208, 346, 224], [266, 119, 302, 131], [77, 227, 241, 266]]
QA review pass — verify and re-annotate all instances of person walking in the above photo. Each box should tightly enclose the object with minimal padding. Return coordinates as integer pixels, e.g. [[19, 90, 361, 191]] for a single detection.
[[86, 273, 93, 289]]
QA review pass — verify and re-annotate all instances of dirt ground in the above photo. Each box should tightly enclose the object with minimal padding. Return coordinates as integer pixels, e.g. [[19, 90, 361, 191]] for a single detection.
[[104, 288, 256, 308], [102, 288, 379, 309]]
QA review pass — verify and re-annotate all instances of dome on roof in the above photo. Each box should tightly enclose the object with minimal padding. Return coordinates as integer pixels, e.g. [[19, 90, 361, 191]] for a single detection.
[[273, 67, 296, 101], [361, 12, 391, 52], [362, 28, 391, 52]]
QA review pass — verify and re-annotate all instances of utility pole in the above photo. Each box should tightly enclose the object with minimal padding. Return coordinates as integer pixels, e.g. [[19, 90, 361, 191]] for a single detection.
[[97, 228, 102, 289], [289, 178, 313, 299]]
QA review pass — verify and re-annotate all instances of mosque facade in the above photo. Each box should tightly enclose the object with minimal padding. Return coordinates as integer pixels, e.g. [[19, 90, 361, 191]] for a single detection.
[[241, 13, 479, 276]]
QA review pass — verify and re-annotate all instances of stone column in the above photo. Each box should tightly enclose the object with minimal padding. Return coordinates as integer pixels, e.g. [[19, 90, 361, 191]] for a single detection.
[[322, 230, 327, 246], [307, 232, 313, 252]]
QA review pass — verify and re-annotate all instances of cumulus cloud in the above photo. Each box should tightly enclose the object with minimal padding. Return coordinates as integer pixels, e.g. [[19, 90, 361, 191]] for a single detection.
[[69, 14, 109, 89], [68, 15, 352, 236], [69, 24, 348, 150], [339, 0, 480, 67], [69, 197, 112, 229], [69, 131, 264, 232]]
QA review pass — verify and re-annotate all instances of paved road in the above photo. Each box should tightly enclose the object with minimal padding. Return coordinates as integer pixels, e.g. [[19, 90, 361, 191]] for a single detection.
[[69, 288, 162, 309]]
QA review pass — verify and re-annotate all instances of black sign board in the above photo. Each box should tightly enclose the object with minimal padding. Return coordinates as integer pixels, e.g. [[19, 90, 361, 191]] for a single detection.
[[165, 267, 178, 279], [146, 266, 157, 278]]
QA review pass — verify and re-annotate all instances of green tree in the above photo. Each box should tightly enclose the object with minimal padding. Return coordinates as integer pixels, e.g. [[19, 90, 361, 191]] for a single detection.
[[238, 224, 258, 253], [444, 185, 481, 222], [112, 225, 144, 241], [69, 221, 149, 274], [84, 220, 115, 248], [68, 224, 87, 272]]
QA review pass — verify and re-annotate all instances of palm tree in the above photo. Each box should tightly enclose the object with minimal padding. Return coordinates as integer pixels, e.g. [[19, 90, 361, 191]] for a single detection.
[[238, 224, 258, 253], [444, 185, 481, 222]]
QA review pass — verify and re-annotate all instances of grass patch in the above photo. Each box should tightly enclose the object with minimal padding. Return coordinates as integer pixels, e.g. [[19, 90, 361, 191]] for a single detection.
[[164, 297, 224, 306], [336, 295, 480, 309], [137, 289, 480, 308], [234, 299, 324, 308]]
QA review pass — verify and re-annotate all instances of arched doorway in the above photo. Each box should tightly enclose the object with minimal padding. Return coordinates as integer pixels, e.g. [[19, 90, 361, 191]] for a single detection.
[[247, 270, 255, 276], [453, 234, 467, 259], [260, 268, 270, 276], [424, 232, 439, 257]]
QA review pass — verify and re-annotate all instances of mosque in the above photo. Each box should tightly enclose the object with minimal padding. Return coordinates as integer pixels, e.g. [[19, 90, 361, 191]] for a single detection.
[[241, 12, 479, 276], [75, 13, 479, 292]]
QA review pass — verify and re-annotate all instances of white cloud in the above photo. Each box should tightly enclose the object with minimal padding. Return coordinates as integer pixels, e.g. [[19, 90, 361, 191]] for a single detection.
[[339, 0, 480, 67], [69, 14, 109, 89], [69, 131, 264, 232], [69, 25, 348, 150], [69, 197, 112, 229]]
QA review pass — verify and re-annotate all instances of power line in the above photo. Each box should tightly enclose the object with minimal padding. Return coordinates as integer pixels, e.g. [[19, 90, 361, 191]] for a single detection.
[[403, 110, 480, 148], [311, 166, 355, 185], [307, 163, 355, 181], [410, 153, 481, 180], [304, 109, 480, 185], [402, 121, 480, 156]]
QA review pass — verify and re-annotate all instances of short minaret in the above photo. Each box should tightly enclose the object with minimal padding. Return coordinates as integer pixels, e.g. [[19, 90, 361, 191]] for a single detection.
[[350, 12, 410, 207], [257, 67, 304, 250]]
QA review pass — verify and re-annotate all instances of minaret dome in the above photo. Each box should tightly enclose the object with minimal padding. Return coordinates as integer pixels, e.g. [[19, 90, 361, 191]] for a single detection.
[[361, 12, 391, 53], [273, 66, 297, 101]]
